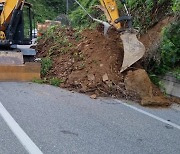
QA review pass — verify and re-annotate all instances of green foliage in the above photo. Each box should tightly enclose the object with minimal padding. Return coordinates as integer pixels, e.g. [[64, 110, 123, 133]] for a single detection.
[[147, 19, 180, 81], [32, 79, 44, 84], [172, 0, 180, 12], [149, 74, 166, 93], [49, 77, 64, 86], [127, 0, 172, 32], [28, 0, 66, 22], [69, 0, 100, 28], [32, 78, 47, 84], [27, 0, 178, 30], [43, 26, 72, 56], [68, 0, 176, 31], [41, 57, 53, 76], [172, 67, 180, 80]]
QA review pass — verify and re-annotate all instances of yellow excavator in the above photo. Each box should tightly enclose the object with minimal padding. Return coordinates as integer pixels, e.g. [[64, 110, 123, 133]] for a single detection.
[[75, 0, 145, 72], [0, 0, 40, 81]]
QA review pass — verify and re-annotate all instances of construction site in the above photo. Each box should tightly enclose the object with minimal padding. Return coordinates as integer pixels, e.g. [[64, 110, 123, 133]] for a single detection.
[[35, 1, 179, 106], [35, 19, 175, 106], [0, 0, 180, 153], [0, 0, 179, 106]]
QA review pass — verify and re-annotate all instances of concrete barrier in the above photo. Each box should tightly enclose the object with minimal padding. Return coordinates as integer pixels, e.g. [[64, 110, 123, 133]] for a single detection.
[[161, 73, 180, 98]]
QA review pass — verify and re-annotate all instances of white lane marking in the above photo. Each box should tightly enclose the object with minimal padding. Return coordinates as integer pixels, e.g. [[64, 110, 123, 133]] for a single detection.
[[0, 102, 43, 154], [115, 100, 180, 130]]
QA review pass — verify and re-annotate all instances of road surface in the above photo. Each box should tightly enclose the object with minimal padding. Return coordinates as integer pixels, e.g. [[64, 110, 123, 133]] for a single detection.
[[0, 82, 180, 154]]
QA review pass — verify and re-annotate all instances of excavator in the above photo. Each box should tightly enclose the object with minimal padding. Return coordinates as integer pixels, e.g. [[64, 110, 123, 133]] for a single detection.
[[0, 0, 40, 81], [75, 0, 145, 72]]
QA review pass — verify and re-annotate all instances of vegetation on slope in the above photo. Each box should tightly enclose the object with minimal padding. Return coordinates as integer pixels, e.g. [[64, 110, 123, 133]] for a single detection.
[[28, 0, 66, 22]]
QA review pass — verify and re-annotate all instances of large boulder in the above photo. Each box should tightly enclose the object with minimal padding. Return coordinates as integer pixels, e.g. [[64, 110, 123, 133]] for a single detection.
[[125, 69, 153, 98], [125, 69, 170, 106]]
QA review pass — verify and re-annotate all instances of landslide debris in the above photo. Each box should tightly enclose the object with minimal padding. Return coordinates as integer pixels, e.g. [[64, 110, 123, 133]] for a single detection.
[[36, 26, 170, 106], [125, 69, 170, 106]]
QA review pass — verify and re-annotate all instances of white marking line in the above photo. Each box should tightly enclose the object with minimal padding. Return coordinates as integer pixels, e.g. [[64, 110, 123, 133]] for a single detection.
[[115, 100, 180, 130], [0, 102, 43, 154]]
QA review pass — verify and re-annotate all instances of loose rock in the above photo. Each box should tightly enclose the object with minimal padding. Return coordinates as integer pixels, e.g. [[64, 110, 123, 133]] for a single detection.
[[102, 73, 109, 82], [90, 94, 97, 99], [125, 69, 153, 98], [141, 96, 170, 106]]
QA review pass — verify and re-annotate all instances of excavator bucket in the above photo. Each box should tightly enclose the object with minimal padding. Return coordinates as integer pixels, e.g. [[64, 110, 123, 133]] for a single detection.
[[0, 51, 41, 81], [120, 32, 145, 72]]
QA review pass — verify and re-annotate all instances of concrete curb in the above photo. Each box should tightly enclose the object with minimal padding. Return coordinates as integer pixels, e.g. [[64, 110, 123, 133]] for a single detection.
[[160, 73, 180, 98]]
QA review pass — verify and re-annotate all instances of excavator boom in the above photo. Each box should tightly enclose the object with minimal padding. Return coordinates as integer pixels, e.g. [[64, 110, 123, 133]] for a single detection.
[[0, 0, 23, 31], [99, 0, 121, 29]]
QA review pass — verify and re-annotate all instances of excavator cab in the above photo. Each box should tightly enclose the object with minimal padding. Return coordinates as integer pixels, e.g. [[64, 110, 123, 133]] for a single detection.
[[12, 2, 33, 45], [0, 0, 40, 81], [0, 2, 32, 46]]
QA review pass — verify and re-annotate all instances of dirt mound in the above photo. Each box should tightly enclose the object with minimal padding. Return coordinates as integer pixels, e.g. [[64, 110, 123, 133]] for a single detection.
[[36, 26, 170, 106]]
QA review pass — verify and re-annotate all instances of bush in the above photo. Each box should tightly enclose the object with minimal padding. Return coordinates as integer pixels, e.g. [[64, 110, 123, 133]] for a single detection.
[[150, 20, 180, 75], [41, 57, 53, 76]]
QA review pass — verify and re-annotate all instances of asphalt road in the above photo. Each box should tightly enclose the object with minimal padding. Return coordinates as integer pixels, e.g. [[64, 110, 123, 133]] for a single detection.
[[0, 82, 180, 154]]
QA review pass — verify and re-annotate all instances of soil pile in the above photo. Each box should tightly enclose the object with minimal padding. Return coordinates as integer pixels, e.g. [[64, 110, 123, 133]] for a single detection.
[[36, 26, 171, 106]]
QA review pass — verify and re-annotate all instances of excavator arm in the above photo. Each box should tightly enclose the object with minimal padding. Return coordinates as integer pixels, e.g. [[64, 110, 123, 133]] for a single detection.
[[0, 0, 24, 42], [99, 0, 133, 30], [0, 0, 23, 31], [99, 0, 121, 29], [0, 0, 32, 45]]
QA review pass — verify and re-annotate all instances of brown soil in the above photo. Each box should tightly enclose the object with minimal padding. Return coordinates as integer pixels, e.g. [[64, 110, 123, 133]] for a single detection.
[[36, 22, 173, 106]]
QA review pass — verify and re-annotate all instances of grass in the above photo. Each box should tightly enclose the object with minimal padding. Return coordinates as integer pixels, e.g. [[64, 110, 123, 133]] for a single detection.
[[32, 78, 47, 84], [33, 77, 64, 87], [49, 77, 64, 86]]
